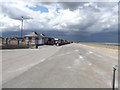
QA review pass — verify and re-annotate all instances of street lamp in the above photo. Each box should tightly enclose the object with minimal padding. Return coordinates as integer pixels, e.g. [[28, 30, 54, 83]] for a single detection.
[[21, 16, 24, 38]]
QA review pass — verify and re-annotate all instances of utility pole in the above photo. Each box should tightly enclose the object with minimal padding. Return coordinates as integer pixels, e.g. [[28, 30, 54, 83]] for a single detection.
[[21, 16, 24, 38]]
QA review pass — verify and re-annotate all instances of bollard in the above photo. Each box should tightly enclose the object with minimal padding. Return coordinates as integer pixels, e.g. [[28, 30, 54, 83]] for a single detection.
[[112, 65, 120, 90], [113, 66, 116, 90]]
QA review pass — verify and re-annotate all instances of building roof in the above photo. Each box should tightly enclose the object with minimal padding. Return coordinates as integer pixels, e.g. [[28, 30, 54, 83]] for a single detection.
[[24, 32, 38, 37], [24, 32, 44, 38]]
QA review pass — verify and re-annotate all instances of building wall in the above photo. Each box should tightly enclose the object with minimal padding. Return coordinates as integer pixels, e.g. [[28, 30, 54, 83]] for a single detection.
[[25, 37, 44, 45], [38, 38, 42, 44], [31, 37, 35, 44]]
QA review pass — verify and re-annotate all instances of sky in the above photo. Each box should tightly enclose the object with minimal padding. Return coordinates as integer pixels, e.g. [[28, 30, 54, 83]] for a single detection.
[[0, 0, 119, 42]]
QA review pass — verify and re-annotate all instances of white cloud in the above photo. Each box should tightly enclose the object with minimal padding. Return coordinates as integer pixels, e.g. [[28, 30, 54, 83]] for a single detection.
[[0, 1, 118, 35]]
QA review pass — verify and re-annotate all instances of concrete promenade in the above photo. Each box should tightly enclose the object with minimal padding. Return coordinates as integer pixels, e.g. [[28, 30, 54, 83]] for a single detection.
[[2, 43, 118, 88]]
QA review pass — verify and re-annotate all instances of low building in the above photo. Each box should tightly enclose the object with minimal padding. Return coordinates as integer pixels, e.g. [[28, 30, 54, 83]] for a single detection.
[[24, 32, 45, 45], [45, 37, 54, 45], [0, 37, 4, 45]]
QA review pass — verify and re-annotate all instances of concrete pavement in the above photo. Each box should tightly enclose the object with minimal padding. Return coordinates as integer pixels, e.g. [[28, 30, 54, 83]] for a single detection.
[[2, 43, 118, 88]]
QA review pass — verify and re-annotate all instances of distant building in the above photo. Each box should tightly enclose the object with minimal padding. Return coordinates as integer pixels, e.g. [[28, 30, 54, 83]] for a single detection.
[[46, 37, 54, 45], [24, 32, 45, 45], [24, 32, 71, 46], [0, 37, 4, 44]]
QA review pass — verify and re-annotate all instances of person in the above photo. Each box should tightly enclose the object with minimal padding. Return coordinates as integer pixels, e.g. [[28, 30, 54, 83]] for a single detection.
[[6, 38, 8, 44], [27, 41, 29, 46], [35, 44, 38, 48], [18, 40, 20, 45]]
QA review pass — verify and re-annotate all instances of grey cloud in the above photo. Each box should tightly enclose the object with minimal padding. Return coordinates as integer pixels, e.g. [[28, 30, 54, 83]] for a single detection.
[[1, 1, 118, 36], [58, 2, 117, 12], [1, 3, 32, 20], [58, 2, 97, 11], [96, 2, 117, 8], [59, 2, 85, 11]]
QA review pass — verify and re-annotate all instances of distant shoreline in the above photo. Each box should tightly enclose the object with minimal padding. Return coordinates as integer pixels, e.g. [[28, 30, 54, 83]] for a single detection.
[[78, 43, 118, 54], [79, 42, 119, 44]]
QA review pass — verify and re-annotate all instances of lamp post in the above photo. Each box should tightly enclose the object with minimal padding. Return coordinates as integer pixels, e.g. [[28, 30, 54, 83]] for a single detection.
[[21, 16, 24, 38]]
